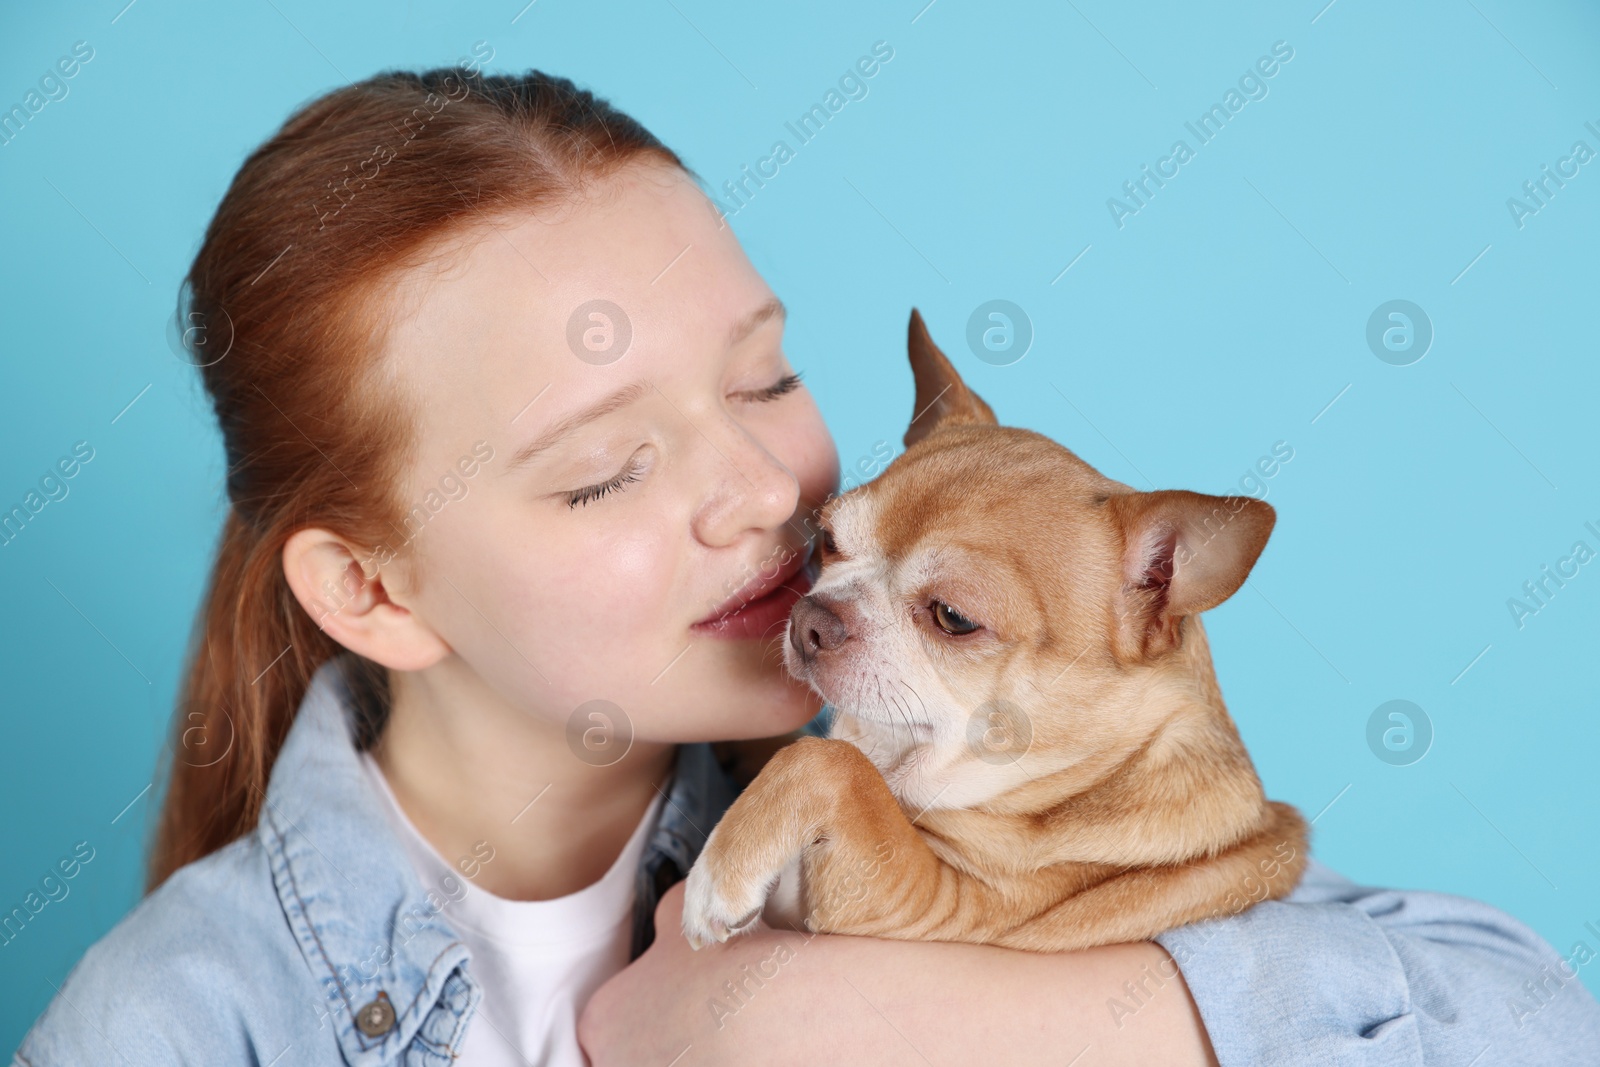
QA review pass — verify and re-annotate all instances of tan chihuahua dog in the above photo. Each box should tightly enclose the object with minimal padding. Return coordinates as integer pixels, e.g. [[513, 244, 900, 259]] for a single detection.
[[682, 309, 1308, 953]]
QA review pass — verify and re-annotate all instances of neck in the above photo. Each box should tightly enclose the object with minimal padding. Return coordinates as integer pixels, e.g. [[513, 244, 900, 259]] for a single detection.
[[372, 657, 676, 901]]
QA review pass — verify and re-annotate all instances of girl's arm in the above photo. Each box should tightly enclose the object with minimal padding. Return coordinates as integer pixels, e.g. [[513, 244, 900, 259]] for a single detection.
[[578, 881, 1220, 1066], [1155, 859, 1600, 1066], [584, 862, 1600, 1066]]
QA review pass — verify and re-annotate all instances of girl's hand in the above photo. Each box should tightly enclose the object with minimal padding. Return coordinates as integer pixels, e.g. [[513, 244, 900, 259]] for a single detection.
[[578, 881, 1220, 1066], [578, 880, 818, 1066]]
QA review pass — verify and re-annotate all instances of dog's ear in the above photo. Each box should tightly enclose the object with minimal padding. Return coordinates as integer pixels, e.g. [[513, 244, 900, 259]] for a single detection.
[[904, 308, 997, 449], [1104, 490, 1275, 662]]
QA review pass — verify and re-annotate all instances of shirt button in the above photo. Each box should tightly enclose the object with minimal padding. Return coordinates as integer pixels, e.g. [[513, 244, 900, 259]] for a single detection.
[[356, 993, 396, 1037]]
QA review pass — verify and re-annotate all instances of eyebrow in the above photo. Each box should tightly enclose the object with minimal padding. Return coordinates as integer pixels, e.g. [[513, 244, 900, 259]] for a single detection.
[[505, 379, 651, 470], [503, 297, 788, 472], [728, 296, 786, 350]]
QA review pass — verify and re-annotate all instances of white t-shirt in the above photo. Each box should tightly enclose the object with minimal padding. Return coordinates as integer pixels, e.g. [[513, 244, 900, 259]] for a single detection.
[[358, 751, 665, 1066]]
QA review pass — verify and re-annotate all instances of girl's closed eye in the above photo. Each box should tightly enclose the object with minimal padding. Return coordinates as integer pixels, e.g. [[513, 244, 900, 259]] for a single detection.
[[740, 369, 803, 402], [561, 372, 799, 510], [565, 451, 649, 508]]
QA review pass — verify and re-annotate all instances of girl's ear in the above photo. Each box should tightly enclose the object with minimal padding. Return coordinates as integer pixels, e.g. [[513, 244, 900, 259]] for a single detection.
[[281, 528, 452, 671]]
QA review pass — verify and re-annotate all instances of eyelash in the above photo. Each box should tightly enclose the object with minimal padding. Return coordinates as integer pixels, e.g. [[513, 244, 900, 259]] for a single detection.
[[749, 370, 803, 401], [566, 455, 645, 508], [561, 371, 802, 509]]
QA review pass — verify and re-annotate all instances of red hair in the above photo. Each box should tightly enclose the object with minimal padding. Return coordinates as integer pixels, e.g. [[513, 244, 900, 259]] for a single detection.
[[150, 67, 689, 891]]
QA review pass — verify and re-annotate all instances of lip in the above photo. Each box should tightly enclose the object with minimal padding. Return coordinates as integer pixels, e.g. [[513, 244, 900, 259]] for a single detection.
[[692, 541, 819, 640]]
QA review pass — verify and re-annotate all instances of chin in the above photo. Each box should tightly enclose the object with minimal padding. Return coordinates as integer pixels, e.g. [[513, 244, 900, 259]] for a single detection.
[[757, 674, 825, 735], [674, 637, 817, 737], [711, 672, 824, 741]]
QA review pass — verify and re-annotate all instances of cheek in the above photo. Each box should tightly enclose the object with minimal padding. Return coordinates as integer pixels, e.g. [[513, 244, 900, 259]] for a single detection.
[[558, 523, 676, 619], [491, 512, 680, 655], [413, 498, 684, 692]]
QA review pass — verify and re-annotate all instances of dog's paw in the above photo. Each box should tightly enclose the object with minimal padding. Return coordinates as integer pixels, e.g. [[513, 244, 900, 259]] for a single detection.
[[680, 834, 772, 950]]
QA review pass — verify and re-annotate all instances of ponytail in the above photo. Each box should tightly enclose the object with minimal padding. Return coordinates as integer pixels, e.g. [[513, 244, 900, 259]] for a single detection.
[[147, 508, 337, 891]]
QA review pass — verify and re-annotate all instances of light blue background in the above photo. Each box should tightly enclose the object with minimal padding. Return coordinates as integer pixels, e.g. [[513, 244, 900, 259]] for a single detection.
[[3, 0, 1598, 1052]]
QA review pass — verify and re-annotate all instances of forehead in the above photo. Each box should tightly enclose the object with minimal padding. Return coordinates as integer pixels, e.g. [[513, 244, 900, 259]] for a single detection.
[[827, 427, 1119, 563], [373, 162, 769, 449]]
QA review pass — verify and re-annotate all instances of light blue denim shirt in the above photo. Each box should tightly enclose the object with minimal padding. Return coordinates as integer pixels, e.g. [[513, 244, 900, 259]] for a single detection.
[[16, 659, 742, 1066], [16, 657, 1600, 1064]]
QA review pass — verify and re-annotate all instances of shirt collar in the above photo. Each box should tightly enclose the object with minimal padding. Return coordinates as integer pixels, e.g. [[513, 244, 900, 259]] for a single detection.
[[258, 656, 739, 1064]]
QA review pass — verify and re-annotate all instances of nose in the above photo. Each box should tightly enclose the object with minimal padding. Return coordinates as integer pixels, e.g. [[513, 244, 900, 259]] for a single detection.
[[790, 595, 850, 661], [692, 419, 802, 549]]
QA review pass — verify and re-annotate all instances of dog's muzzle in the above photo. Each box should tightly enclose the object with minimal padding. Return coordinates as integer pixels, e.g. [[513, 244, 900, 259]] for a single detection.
[[790, 594, 850, 662]]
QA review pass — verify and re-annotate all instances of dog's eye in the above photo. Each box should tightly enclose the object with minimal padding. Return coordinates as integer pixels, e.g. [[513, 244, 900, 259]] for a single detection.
[[817, 527, 839, 560], [933, 601, 981, 635]]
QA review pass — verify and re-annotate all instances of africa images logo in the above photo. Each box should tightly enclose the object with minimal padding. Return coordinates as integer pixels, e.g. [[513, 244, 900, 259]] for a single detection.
[[708, 40, 895, 219], [1106, 40, 1295, 229]]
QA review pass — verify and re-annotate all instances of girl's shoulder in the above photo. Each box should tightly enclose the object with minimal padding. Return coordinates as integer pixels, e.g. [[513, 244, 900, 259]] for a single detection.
[[15, 831, 331, 1066]]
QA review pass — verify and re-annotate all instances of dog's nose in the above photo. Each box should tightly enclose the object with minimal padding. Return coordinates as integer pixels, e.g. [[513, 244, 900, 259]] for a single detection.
[[790, 595, 850, 660]]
